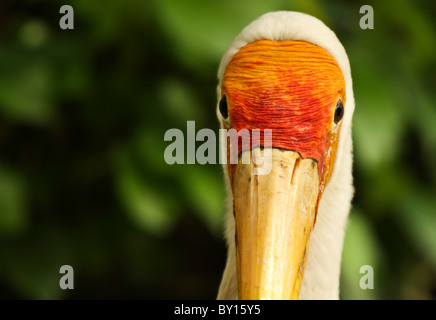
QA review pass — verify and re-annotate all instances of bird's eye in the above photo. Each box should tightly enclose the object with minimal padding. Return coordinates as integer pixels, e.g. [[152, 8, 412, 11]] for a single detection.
[[219, 95, 229, 119], [334, 100, 344, 124]]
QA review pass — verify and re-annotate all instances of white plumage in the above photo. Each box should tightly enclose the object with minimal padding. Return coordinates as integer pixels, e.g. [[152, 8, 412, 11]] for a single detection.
[[216, 11, 355, 300]]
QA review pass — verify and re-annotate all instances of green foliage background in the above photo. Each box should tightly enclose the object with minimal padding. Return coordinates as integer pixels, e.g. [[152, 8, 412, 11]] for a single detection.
[[0, 0, 435, 299]]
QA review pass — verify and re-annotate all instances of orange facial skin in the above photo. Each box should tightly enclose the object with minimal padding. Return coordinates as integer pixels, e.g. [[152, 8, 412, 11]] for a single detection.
[[221, 40, 346, 214]]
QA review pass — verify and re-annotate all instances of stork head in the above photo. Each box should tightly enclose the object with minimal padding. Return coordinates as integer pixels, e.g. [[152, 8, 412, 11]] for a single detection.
[[217, 12, 354, 300]]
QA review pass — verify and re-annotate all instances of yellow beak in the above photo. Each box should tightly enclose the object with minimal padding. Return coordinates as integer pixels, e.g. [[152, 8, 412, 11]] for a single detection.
[[233, 148, 319, 299]]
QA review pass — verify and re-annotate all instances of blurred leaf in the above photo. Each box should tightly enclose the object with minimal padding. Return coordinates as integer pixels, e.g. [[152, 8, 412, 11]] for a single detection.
[[351, 42, 405, 172], [379, 0, 436, 64], [19, 20, 49, 49], [135, 126, 225, 234], [154, 0, 290, 72], [397, 188, 436, 272], [158, 78, 206, 125], [136, 128, 172, 175], [178, 165, 225, 235], [74, 0, 149, 44], [0, 226, 74, 299], [0, 52, 55, 125], [341, 209, 382, 299], [399, 59, 436, 183], [114, 148, 179, 236], [0, 165, 28, 236]]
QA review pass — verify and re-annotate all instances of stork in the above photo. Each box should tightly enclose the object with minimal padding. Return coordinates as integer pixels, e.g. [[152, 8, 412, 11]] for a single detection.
[[216, 11, 355, 300]]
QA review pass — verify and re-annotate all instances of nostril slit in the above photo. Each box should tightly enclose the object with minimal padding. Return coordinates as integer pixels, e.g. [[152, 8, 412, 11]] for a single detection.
[[291, 157, 300, 185]]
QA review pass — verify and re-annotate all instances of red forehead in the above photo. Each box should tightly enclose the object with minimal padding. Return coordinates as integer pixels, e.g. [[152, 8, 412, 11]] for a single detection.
[[222, 40, 345, 161]]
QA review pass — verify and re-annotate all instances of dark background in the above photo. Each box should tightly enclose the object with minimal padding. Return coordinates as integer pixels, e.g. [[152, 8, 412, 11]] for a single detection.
[[0, 0, 435, 299]]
